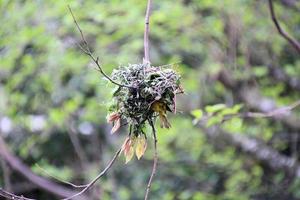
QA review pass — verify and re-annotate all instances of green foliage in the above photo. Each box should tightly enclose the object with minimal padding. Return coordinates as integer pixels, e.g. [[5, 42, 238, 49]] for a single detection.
[[191, 104, 243, 128]]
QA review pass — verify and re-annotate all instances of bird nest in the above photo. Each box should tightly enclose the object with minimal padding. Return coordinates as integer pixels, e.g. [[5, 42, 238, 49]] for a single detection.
[[106, 63, 183, 162], [107, 63, 182, 134]]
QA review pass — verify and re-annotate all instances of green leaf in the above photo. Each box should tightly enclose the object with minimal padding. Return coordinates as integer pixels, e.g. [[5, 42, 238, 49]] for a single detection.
[[219, 104, 243, 116], [253, 66, 268, 77], [206, 115, 223, 127], [191, 109, 203, 120], [205, 104, 227, 114], [222, 117, 243, 133]]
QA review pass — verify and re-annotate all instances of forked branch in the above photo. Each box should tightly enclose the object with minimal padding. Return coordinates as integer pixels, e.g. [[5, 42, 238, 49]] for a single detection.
[[268, 0, 300, 54], [67, 6, 133, 88], [62, 148, 122, 200], [35, 164, 88, 189]]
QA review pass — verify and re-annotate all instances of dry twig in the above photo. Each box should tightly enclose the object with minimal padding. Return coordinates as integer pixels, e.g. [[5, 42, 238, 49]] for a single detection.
[[61, 148, 122, 200], [241, 100, 300, 118], [0, 188, 34, 200], [35, 164, 88, 189], [67, 5, 133, 88]]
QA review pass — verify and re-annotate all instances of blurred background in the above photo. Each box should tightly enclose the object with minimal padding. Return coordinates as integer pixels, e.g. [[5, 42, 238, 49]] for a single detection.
[[1, 0, 300, 199]]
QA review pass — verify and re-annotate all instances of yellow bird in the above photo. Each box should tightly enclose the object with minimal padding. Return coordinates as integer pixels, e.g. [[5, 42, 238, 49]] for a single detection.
[[151, 101, 171, 129]]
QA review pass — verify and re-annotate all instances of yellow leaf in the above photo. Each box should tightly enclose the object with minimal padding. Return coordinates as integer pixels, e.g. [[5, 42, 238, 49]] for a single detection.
[[135, 135, 147, 160]]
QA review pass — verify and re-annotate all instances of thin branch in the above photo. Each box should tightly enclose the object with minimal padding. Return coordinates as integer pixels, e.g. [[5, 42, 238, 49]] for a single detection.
[[197, 100, 300, 126], [62, 148, 122, 200], [217, 69, 300, 130], [225, 100, 300, 121], [35, 164, 88, 189], [143, 0, 153, 63], [242, 100, 300, 118], [0, 188, 34, 200], [144, 119, 158, 200], [0, 136, 84, 199], [67, 5, 133, 88], [268, 0, 300, 54]]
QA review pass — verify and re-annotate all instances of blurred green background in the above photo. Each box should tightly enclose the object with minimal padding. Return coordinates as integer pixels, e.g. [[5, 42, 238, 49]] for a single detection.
[[1, 0, 300, 199]]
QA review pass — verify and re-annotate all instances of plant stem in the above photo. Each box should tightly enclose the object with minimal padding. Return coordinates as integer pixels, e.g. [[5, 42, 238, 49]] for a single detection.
[[144, 120, 158, 200]]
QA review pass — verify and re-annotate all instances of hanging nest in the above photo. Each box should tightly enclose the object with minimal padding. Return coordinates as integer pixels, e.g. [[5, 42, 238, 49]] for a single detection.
[[106, 63, 183, 162]]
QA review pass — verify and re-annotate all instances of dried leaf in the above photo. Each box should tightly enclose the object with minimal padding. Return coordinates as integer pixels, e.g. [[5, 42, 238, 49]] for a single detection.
[[125, 146, 134, 164], [106, 112, 120, 123], [135, 135, 147, 160], [111, 118, 121, 134], [121, 137, 130, 152], [122, 137, 136, 164]]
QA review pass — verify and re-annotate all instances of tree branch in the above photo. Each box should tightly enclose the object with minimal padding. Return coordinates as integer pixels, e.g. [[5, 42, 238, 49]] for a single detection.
[[62, 148, 122, 200], [0, 136, 86, 200], [217, 69, 300, 130], [144, 119, 158, 200], [268, 0, 300, 54], [35, 164, 88, 189], [143, 0, 153, 63], [67, 5, 133, 88], [0, 188, 34, 200]]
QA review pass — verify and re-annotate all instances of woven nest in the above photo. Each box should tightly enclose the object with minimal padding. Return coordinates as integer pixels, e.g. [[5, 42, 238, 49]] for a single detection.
[[107, 63, 182, 136]]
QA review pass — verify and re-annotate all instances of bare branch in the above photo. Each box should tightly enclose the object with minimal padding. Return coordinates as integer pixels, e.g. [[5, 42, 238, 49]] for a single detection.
[[144, 119, 158, 200], [217, 69, 300, 130], [0, 188, 34, 200], [268, 0, 300, 54], [243, 100, 300, 118], [218, 100, 300, 123], [143, 0, 153, 63], [195, 99, 300, 128], [62, 148, 122, 200], [35, 164, 88, 189], [0, 136, 86, 199], [67, 5, 133, 88]]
